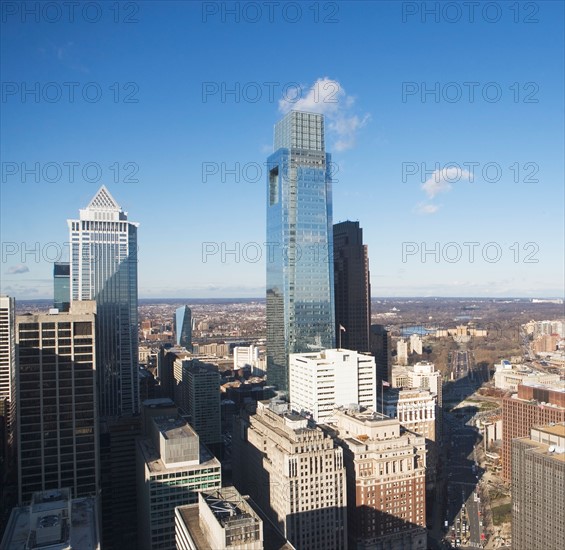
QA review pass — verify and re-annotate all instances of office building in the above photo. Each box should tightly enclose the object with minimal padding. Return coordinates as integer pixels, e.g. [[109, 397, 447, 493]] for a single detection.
[[174, 306, 193, 350], [0, 295, 16, 471], [370, 324, 392, 385], [409, 334, 422, 355], [333, 221, 371, 353], [233, 400, 347, 550], [396, 340, 408, 366], [382, 388, 437, 486], [15, 302, 98, 504], [136, 413, 221, 550], [289, 348, 376, 422], [68, 186, 140, 548], [182, 360, 221, 449], [175, 487, 264, 550], [493, 360, 560, 391], [0, 488, 100, 550], [266, 111, 336, 394], [511, 423, 565, 550], [53, 262, 70, 312], [234, 344, 259, 370], [324, 406, 427, 550], [68, 185, 139, 417], [502, 383, 565, 480]]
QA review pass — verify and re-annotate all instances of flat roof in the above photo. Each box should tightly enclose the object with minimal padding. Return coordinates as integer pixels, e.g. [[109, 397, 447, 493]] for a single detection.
[[535, 423, 565, 437], [1, 496, 99, 550]]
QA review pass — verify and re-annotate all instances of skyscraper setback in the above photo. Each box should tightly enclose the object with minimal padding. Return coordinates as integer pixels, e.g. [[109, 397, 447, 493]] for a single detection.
[[266, 111, 335, 393], [68, 185, 140, 417], [333, 221, 371, 352]]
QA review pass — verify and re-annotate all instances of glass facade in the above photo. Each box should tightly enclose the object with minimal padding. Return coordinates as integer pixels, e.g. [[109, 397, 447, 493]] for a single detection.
[[53, 261, 71, 312], [174, 306, 192, 350], [266, 111, 336, 394], [68, 186, 139, 417]]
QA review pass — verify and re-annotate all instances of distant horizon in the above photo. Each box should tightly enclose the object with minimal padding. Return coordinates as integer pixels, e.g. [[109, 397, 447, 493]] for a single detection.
[[10, 295, 564, 303]]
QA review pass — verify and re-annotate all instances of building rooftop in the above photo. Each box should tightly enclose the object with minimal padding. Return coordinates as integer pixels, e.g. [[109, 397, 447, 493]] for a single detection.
[[536, 423, 565, 437], [154, 415, 198, 441], [1, 490, 99, 550]]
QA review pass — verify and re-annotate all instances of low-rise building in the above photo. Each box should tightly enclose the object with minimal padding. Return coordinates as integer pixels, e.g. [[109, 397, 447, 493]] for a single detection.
[[493, 360, 560, 391], [1, 488, 100, 549]]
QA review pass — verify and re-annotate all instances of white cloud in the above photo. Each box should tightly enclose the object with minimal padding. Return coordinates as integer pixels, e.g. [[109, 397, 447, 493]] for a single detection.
[[415, 202, 441, 215], [278, 77, 369, 151], [6, 264, 30, 274], [422, 167, 472, 198]]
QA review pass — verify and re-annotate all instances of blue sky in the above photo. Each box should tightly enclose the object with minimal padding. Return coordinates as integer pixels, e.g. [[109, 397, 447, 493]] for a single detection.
[[1, 1, 563, 299]]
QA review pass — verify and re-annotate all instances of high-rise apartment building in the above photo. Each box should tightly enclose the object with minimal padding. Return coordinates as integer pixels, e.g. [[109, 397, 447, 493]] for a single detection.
[[174, 306, 193, 350], [289, 348, 376, 422], [502, 383, 565, 480], [53, 262, 70, 312], [266, 111, 336, 394], [511, 423, 565, 550], [333, 221, 371, 353], [136, 413, 221, 550], [0, 295, 16, 470], [15, 302, 98, 504], [324, 406, 427, 550], [68, 185, 139, 417], [233, 400, 347, 549]]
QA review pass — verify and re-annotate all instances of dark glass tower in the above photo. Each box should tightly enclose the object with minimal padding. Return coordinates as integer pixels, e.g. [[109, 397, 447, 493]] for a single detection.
[[174, 305, 192, 350], [266, 111, 335, 394], [333, 221, 371, 352], [53, 261, 70, 312]]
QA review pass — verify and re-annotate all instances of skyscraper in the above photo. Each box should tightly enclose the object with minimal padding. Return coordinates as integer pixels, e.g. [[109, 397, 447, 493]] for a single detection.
[[68, 185, 139, 417], [511, 423, 565, 550], [0, 295, 16, 478], [333, 221, 371, 352], [67, 186, 140, 548], [232, 400, 347, 549], [53, 262, 70, 312], [174, 305, 192, 349], [15, 302, 98, 503], [266, 111, 335, 394]]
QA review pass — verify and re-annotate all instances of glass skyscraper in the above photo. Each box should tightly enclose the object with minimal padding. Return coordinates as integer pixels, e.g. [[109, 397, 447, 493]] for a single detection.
[[68, 186, 139, 417], [266, 111, 336, 394], [174, 305, 192, 350]]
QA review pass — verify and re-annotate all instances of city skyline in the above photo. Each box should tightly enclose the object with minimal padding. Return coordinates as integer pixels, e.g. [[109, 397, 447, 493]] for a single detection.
[[1, 2, 563, 300]]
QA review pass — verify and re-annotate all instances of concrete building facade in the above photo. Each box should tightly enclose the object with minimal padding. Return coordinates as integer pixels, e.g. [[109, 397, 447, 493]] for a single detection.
[[233, 400, 347, 550], [289, 349, 376, 422], [511, 423, 565, 550], [16, 303, 98, 504], [502, 383, 565, 480], [136, 414, 221, 550], [325, 407, 427, 550]]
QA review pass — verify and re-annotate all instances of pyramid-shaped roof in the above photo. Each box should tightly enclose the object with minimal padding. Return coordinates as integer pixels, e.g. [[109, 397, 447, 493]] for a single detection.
[[86, 185, 121, 211]]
